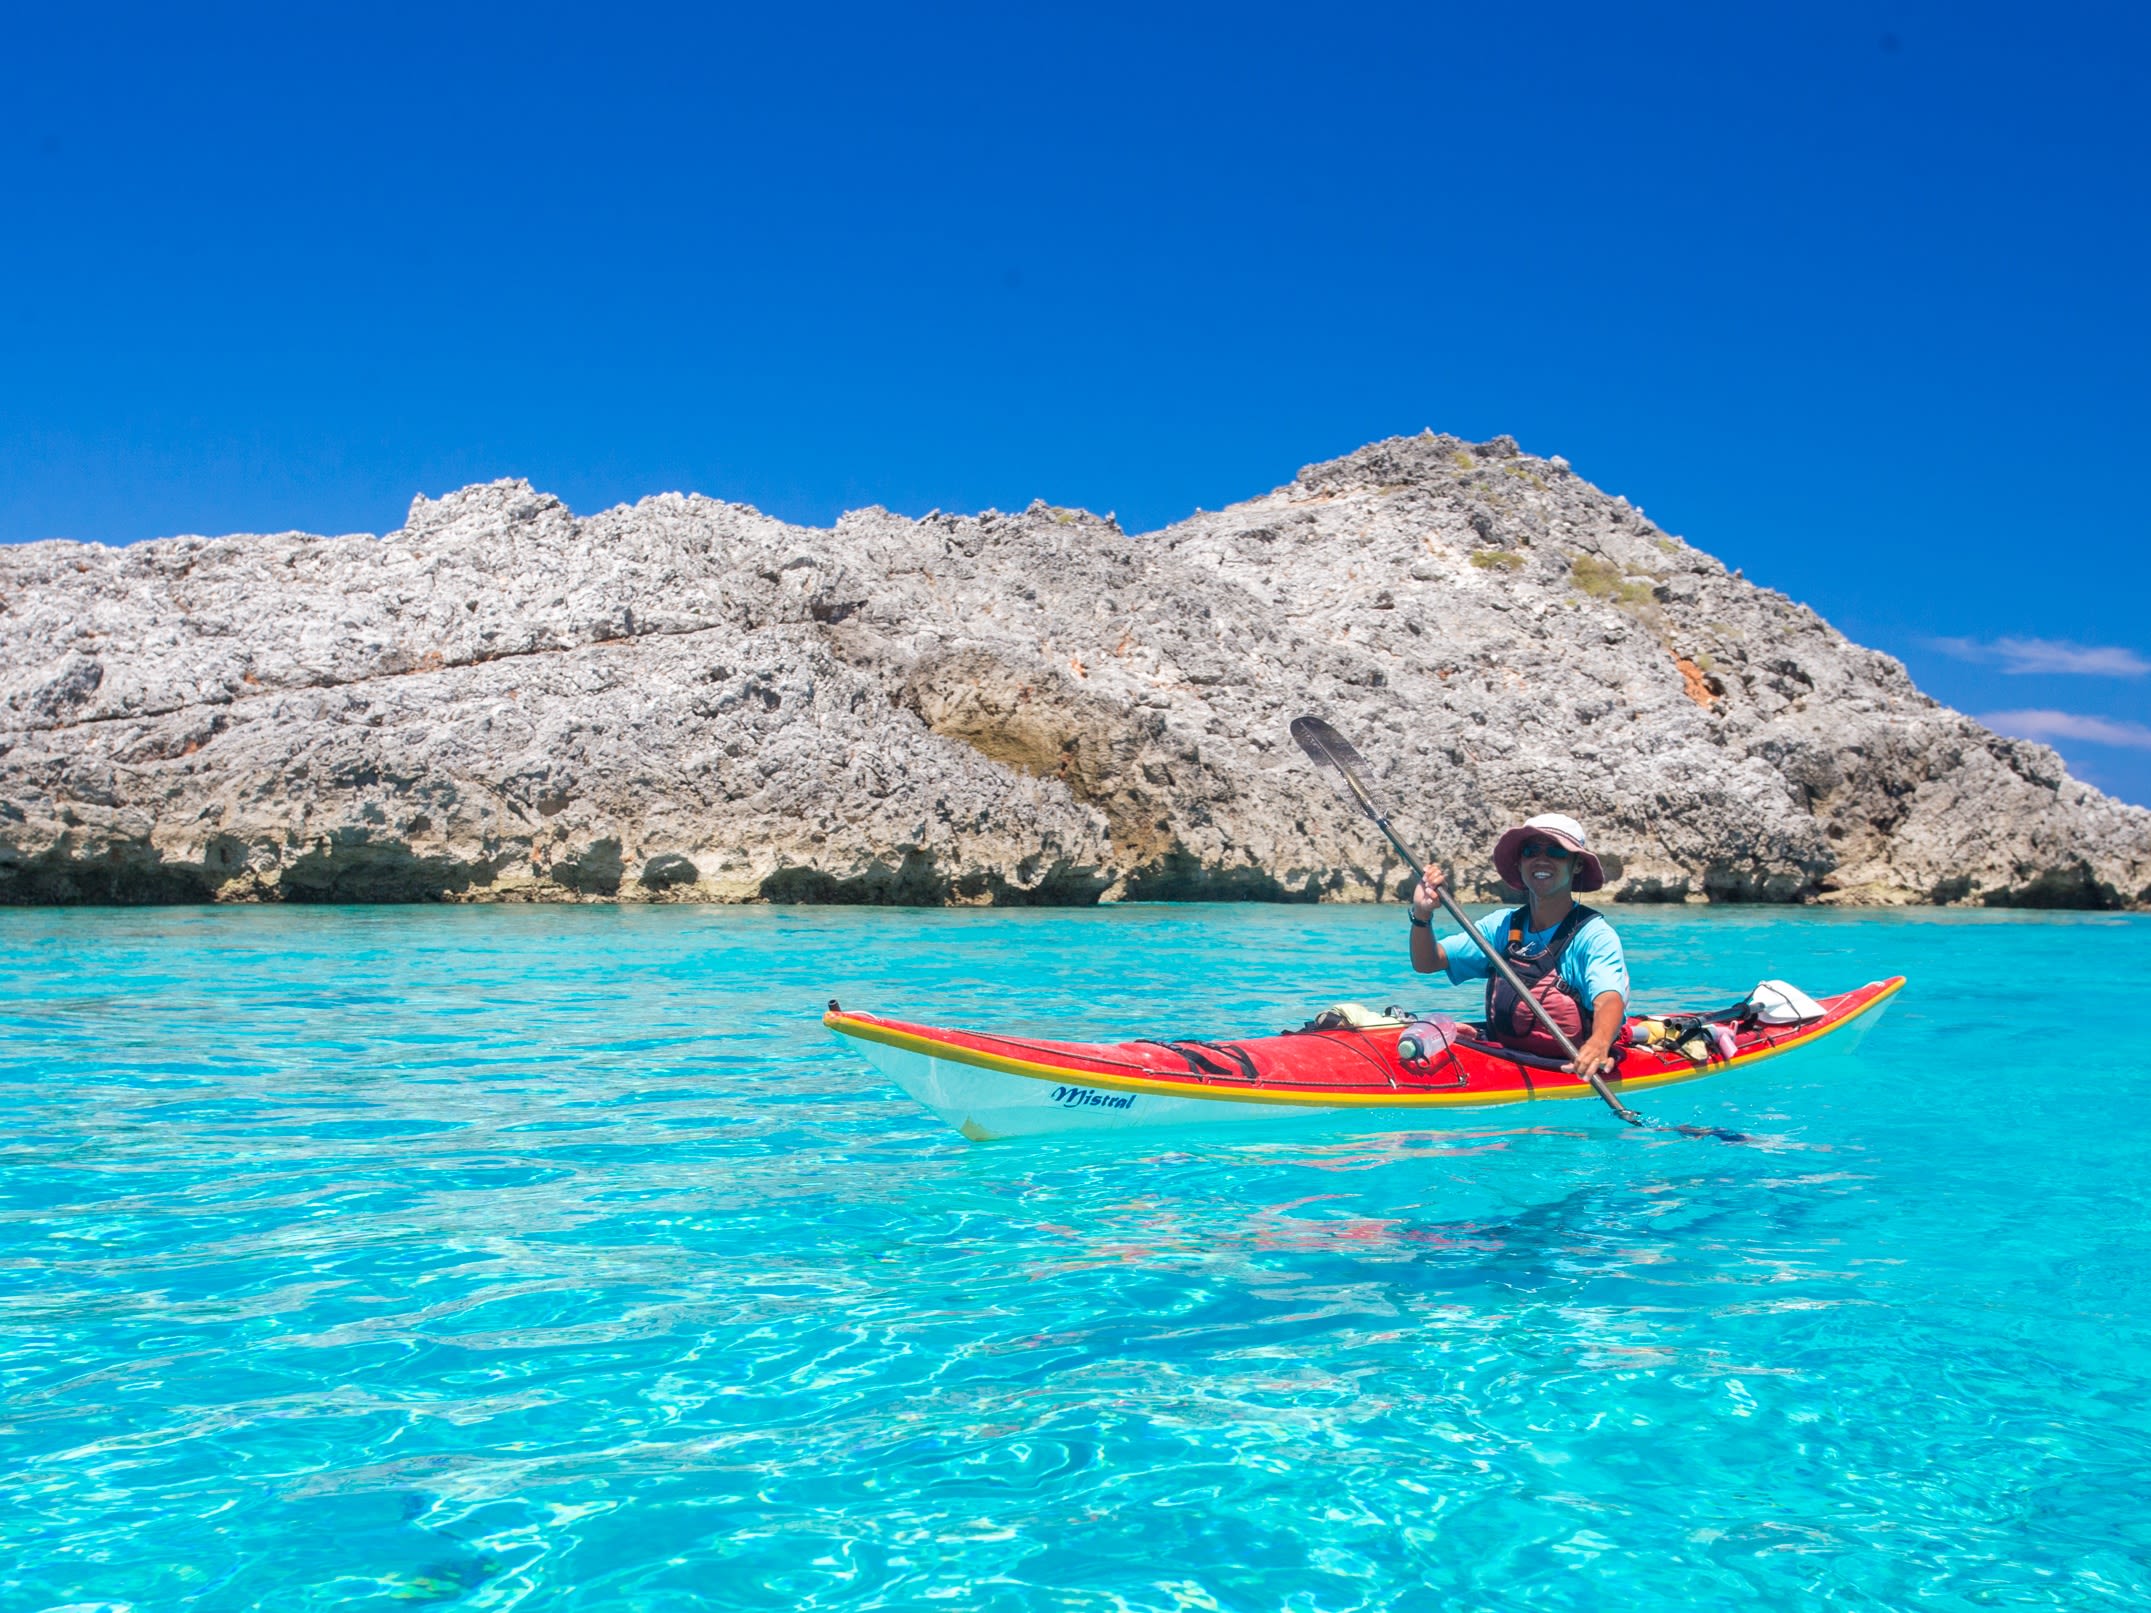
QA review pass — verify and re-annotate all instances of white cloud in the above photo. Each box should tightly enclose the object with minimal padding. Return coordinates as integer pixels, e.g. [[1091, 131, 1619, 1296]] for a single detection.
[[1930, 636, 2149, 677], [1980, 709, 2151, 751]]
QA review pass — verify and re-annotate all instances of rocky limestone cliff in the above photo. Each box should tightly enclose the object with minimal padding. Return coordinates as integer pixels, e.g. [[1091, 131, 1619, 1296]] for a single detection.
[[4, 434, 2147, 908]]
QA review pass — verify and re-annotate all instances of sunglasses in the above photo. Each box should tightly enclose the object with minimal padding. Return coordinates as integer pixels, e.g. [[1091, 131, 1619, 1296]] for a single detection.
[[1516, 840, 1574, 861]]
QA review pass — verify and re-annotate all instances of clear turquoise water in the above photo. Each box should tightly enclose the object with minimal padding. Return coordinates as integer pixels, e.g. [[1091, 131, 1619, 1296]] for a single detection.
[[4, 903, 2147, 1611]]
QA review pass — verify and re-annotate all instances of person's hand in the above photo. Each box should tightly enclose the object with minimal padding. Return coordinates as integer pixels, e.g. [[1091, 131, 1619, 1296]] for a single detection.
[[1409, 865, 1446, 924], [1564, 1040, 1617, 1079]]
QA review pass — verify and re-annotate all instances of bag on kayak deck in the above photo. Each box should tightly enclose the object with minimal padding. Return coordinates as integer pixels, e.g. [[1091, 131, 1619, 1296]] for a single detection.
[[1626, 1017, 1672, 1048], [1748, 979, 1826, 1025], [1306, 1002, 1408, 1031], [1641, 1012, 1720, 1063], [1660, 1020, 1738, 1063]]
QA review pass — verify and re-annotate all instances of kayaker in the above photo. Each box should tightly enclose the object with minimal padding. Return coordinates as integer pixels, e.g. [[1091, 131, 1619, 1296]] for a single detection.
[[1406, 813, 1630, 1077]]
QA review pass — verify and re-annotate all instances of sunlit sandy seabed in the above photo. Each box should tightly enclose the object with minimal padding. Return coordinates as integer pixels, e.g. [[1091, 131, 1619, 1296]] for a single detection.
[[3, 903, 2146, 1610]]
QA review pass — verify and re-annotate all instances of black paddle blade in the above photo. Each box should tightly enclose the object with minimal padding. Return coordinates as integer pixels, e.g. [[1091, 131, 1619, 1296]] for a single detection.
[[1289, 715, 1381, 820]]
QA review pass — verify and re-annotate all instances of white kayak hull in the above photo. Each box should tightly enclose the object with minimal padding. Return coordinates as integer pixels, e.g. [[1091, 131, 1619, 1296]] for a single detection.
[[848, 1037, 1520, 1140]]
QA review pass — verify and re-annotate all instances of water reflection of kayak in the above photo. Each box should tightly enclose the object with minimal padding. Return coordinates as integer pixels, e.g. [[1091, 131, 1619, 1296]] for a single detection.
[[825, 977, 1904, 1141]]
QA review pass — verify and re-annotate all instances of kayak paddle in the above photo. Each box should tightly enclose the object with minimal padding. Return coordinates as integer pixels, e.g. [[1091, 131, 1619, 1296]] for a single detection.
[[1289, 714, 1645, 1126]]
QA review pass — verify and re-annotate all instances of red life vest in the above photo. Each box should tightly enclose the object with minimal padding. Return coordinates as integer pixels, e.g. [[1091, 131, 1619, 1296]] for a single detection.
[[1484, 905, 1602, 1057]]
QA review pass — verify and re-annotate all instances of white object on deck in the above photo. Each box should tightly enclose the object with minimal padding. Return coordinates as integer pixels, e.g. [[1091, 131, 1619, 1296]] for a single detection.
[[1749, 979, 1827, 1024], [1313, 1002, 1405, 1029]]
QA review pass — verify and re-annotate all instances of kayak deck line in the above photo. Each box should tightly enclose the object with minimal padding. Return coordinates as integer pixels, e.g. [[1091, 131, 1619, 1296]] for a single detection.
[[824, 977, 1906, 1135]]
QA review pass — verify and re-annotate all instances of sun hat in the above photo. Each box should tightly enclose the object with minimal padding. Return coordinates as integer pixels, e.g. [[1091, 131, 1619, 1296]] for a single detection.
[[1491, 812, 1606, 893]]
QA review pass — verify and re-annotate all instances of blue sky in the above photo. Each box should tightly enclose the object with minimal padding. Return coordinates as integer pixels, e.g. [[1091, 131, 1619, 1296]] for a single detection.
[[5, 1, 2147, 802]]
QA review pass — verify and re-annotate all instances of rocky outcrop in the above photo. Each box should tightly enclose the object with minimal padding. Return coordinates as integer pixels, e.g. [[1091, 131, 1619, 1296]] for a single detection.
[[4, 434, 2147, 908]]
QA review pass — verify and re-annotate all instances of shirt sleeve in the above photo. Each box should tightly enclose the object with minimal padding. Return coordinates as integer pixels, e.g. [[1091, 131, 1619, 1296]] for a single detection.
[[1563, 921, 1630, 1008], [1439, 914, 1509, 985]]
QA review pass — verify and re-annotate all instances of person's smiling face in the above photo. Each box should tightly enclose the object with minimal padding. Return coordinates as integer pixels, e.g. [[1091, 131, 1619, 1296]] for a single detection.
[[1516, 838, 1577, 899]]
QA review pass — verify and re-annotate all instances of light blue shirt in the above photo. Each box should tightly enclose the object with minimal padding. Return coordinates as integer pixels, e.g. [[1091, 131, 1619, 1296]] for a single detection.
[[1437, 907, 1630, 1008]]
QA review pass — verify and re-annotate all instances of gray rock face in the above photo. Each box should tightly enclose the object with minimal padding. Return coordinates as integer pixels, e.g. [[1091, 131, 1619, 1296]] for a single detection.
[[5, 434, 2147, 908]]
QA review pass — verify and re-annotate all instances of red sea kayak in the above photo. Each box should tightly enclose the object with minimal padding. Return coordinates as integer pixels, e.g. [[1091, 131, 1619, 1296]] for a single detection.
[[825, 977, 1904, 1139]]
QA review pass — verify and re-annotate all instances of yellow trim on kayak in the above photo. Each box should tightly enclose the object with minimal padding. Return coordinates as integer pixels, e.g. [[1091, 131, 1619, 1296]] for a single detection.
[[825, 976, 1904, 1111]]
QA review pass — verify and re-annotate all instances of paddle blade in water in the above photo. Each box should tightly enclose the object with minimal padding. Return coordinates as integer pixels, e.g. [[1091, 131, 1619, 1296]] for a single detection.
[[1289, 715, 1382, 820]]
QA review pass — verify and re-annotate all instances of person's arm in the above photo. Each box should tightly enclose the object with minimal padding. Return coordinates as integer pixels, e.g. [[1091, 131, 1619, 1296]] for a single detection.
[[1567, 991, 1625, 1078], [1407, 865, 1450, 974], [1565, 925, 1631, 1077]]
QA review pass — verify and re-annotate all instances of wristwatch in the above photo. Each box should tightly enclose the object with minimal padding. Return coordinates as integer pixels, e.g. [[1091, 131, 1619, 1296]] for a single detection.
[[1408, 912, 1431, 929]]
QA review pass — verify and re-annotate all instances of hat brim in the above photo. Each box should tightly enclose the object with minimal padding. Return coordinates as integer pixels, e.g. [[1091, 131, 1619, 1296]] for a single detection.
[[1492, 824, 1606, 893]]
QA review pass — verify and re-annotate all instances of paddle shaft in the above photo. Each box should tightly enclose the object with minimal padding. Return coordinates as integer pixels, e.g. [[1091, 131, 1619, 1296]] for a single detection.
[[1369, 810, 1641, 1126]]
